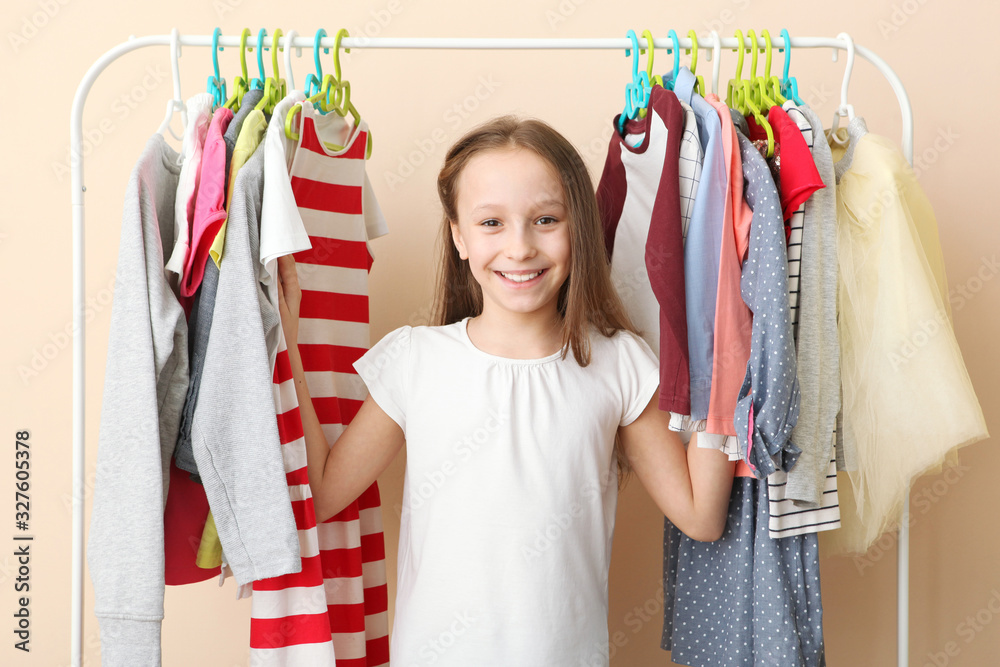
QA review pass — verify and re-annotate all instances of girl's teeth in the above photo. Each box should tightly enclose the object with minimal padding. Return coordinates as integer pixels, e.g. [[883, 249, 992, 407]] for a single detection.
[[501, 271, 542, 283]]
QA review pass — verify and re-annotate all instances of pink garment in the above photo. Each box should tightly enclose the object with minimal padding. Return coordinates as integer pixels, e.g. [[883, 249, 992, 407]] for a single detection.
[[704, 94, 752, 438], [180, 107, 234, 298]]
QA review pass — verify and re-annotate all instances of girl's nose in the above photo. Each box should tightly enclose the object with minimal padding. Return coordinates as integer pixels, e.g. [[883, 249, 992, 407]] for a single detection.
[[504, 225, 537, 261]]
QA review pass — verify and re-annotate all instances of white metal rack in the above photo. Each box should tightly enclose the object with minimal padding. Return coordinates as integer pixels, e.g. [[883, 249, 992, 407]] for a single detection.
[[70, 33, 915, 667]]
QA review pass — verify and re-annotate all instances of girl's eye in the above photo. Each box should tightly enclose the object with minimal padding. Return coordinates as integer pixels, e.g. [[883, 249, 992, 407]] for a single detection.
[[536, 216, 558, 225], [480, 219, 501, 227]]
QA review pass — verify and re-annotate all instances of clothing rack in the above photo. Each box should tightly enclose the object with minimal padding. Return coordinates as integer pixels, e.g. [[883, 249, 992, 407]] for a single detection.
[[70, 33, 915, 667]]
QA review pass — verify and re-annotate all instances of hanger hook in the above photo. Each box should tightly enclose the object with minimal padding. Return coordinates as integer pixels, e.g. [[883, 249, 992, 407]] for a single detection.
[[761, 29, 773, 79], [733, 29, 745, 82], [781, 28, 793, 82], [333, 29, 350, 82], [836, 32, 856, 116], [254, 28, 267, 85], [283, 29, 298, 90], [710, 30, 721, 95], [640, 29, 655, 80], [625, 29, 640, 81], [169, 28, 182, 102], [271, 28, 284, 75], [668, 29, 680, 80], [208, 27, 226, 107], [238, 28, 251, 82], [313, 28, 328, 78], [686, 29, 699, 75], [747, 29, 759, 80]]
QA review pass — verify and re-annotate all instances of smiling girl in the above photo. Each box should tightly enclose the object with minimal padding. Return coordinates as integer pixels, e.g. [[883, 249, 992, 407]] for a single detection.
[[276, 115, 735, 666]]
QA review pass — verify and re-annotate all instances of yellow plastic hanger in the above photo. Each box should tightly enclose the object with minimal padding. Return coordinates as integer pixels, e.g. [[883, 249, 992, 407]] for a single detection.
[[255, 28, 287, 114], [638, 29, 661, 118], [748, 29, 778, 110], [223, 29, 252, 111], [285, 30, 373, 158], [742, 78, 775, 157], [726, 29, 746, 111], [760, 30, 786, 105], [686, 30, 706, 97]]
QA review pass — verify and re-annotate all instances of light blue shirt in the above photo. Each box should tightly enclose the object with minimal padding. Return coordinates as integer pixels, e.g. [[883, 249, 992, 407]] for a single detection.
[[673, 68, 727, 423]]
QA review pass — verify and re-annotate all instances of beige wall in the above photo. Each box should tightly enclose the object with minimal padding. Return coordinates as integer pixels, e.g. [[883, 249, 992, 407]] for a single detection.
[[2, 0, 998, 664]]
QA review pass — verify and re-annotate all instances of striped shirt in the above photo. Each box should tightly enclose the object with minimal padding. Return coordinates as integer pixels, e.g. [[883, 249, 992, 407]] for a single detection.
[[290, 103, 390, 666]]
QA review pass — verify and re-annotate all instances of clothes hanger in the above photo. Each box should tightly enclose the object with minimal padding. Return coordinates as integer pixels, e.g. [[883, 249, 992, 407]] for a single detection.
[[249, 28, 267, 90], [222, 28, 252, 111], [255, 28, 287, 114], [637, 29, 660, 119], [710, 30, 721, 97], [206, 27, 227, 109], [617, 29, 651, 136], [746, 29, 777, 111], [282, 29, 299, 91], [157, 27, 186, 140], [760, 30, 786, 105], [663, 29, 681, 91], [726, 29, 746, 111], [686, 30, 706, 98], [303, 29, 327, 99], [286, 29, 373, 159], [830, 32, 857, 145], [742, 78, 775, 157], [780, 28, 805, 105]]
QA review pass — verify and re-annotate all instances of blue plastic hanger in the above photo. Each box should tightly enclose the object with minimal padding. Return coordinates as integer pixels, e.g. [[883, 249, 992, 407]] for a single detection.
[[206, 28, 226, 108], [303, 29, 327, 98], [250, 28, 267, 90], [617, 30, 651, 136], [780, 28, 805, 105], [663, 29, 681, 90]]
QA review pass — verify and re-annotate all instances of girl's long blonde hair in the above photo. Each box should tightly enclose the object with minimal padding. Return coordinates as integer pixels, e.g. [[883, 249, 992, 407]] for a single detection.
[[432, 115, 640, 479]]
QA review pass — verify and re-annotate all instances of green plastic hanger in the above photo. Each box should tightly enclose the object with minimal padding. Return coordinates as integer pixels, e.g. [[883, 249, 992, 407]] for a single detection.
[[255, 28, 287, 114], [760, 30, 787, 106], [638, 29, 661, 119], [223, 28, 251, 111], [726, 29, 746, 111], [687, 30, 706, 97], [742, 79, 775, 157]]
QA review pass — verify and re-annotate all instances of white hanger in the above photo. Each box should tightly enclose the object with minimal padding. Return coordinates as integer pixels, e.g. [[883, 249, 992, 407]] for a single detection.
[[283, 29, 300, 91], [710, 30, 721, 96], [157, 28, 186, 141], [830, 32, 856, 143]]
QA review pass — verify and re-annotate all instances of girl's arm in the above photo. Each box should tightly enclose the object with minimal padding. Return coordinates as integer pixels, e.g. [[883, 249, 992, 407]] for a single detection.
[[619, 393, 736, 542], [277, 256, 405, 523]]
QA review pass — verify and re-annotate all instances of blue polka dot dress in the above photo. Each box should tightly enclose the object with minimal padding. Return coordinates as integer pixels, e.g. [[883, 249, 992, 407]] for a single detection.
[[660, 120, 826, 667]]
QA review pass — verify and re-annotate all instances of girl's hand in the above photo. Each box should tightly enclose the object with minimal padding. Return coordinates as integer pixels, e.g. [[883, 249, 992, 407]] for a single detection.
[[277, 255, 302, 347]]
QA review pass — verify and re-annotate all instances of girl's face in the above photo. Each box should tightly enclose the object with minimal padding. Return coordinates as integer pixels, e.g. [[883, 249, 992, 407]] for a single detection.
[[450, 148, 571, 324]]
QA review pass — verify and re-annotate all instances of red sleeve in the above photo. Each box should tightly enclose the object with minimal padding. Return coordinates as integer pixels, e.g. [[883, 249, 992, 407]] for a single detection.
[[746, 107, 825, 221], [643, 86, 690, 414]]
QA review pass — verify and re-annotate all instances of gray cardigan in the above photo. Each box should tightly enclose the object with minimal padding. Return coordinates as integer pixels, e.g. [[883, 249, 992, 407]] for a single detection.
[[88, 134, 188, 666]]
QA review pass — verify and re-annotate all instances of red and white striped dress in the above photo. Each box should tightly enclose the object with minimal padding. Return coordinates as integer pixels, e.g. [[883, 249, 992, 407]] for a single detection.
[[289, 103, 390, 666], [249, 334, 338, 664]]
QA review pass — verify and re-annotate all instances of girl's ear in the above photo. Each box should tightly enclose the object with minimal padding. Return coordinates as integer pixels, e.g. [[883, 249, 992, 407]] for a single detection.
[[450, 221, 469, 260]]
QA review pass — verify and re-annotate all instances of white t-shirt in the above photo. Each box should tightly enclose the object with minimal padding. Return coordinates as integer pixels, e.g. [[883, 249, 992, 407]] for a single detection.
[[354, 319, 659, 667]]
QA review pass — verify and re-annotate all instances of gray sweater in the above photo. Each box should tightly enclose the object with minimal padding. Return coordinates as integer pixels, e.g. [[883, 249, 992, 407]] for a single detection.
[[785, 104, 842, 506], [88, 134, 187, 666], [189, 130, 300, 585]]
